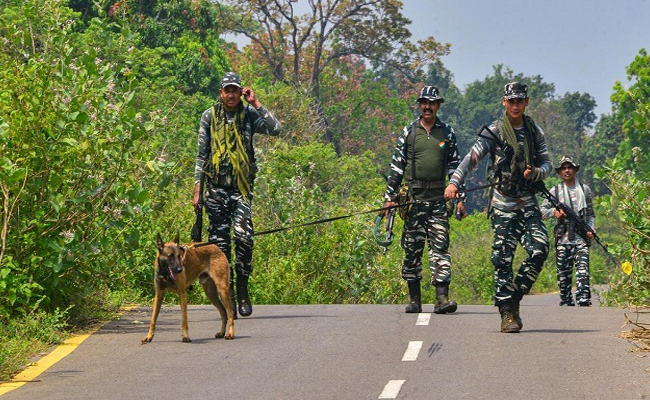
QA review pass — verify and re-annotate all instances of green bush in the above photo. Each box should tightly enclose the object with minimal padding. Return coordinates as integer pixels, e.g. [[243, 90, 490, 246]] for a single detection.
[[598, 159, 650, 306], [0, 309, 68, 381]]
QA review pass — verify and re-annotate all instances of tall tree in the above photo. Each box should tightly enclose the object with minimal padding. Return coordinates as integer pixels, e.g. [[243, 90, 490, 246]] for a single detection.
[[582, 114, 623, 195], [216, 0, 450, 153], [529, 93, 594, 164], [217, 0, 449, 96]]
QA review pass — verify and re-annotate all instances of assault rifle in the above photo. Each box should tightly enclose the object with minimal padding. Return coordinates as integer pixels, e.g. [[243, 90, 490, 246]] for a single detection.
[[477, 124, 621, 269], [190, 170, 205, 242], [531, 180, 620, 268]]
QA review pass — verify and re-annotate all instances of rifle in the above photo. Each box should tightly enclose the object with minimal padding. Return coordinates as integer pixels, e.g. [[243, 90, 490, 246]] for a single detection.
[[190, 171, 205, 242], [373, 207, 396, 254], [532, 180, 621, 268]]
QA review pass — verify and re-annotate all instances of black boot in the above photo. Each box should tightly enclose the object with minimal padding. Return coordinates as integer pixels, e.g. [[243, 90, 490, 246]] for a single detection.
[[499, 301, 520, 333], [405, 280, 422, 313], [236, 275, 252, 317], [433, 283, 458, 314]]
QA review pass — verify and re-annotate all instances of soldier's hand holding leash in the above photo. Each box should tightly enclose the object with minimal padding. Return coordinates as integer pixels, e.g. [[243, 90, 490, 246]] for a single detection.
[[444, 183, 458, 201], [383, 201, 397, 217]]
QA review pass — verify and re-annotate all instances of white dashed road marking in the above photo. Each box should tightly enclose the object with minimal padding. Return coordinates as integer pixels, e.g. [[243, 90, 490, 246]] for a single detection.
[[416, 312, 430, 325], [378, 380, 406, 399], [379, 312, 430, 398], [401, 340, 423, 361]]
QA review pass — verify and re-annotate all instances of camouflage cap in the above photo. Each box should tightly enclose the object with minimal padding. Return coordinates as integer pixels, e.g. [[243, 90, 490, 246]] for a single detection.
[[221, 72, 242, 88], [503, 82, 528, 100], [417, 86, 445, 103], [555, 155, 580, 173]]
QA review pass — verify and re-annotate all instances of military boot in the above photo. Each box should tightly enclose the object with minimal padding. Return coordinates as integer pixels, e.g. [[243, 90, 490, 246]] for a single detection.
[[499, 302, 520, 333], [405, 280, 422, 313], [433, 283, 458, 314], [236, 275, 252, 317]]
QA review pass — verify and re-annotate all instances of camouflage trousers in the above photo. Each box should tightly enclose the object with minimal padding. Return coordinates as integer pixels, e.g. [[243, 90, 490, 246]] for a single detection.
[[490, 205, 549, 306], [556, 242, 591, 305], [205, 185, 254, 278], [400, 201, 451, 285]]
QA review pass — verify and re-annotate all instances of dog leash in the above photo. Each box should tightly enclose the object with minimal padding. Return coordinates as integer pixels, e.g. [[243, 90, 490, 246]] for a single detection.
[[254, 179, 513, 236], [189, 180, 504, 248], [189, 203, 408, 249]]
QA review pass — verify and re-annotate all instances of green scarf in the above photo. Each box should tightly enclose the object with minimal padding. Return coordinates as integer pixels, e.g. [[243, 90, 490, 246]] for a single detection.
[[498, 112, 537, 177], [210, 99, 251, 198]]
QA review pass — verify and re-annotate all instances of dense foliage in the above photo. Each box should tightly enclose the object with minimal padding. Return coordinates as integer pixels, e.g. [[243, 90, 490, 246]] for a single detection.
[[598, 48, 650, 305], [0, 0, 648, 382]]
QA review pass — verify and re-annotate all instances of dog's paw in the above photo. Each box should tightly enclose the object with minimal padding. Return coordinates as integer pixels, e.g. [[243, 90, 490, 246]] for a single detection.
[[182, 336, 192, 343], [215, 331, 225, 339], [224, 333, 234, 340], [141, 336, 153, 344]]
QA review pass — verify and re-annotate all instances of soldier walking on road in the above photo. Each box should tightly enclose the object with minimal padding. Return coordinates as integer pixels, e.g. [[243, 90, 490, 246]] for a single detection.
[[383, 86, 466, 314], [193, 72, 281, 317], [444, 82, 553, 333], [541, 156, 596, 306]]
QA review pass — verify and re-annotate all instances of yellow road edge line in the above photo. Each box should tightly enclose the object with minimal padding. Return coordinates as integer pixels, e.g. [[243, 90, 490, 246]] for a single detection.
[[0, 322, 106, 396]]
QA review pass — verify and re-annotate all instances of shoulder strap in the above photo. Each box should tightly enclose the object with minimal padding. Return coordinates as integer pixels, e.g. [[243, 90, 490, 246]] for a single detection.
[[410, 121, 417, 180]]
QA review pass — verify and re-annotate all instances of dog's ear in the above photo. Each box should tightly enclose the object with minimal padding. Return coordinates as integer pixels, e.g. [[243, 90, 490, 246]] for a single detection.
[[157, 233, 164, 253], [173, 231, 180, 245]]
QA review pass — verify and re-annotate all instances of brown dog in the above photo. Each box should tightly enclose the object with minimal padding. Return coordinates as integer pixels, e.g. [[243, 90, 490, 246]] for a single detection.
[[141, 233, 235, 343]]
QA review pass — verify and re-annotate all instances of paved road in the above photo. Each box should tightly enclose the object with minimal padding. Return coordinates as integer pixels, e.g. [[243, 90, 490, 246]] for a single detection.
[[1, 293, 648, 400]]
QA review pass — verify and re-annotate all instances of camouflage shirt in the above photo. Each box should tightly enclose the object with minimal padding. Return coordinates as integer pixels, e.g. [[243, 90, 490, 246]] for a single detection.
[[540, 182, 595, 245], [449, 120, 552, 211], [384, 117, 464, 203], [194, 104, 281, 186]]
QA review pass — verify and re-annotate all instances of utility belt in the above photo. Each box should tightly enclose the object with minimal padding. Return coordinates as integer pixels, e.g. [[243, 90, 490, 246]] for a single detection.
[[396, 179, 450, 221], [205, 160, 257, 194], [408, 179, 445, 190], [206, 178, 254, 200]]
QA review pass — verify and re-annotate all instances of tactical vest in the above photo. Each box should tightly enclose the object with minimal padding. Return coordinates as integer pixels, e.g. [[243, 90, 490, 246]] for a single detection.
[[404, 120, 451, 200], [485, 122, 542, 198]]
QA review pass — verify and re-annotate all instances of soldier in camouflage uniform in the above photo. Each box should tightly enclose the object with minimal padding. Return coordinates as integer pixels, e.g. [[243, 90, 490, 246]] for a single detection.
[[541, 156, 595, 307], [445, 82, 552, 333], [383, 86, 466, 315], [193, 72, 281, 317]]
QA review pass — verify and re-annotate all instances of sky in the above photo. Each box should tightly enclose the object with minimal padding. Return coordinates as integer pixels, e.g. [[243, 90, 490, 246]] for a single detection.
[[401, 0, 649, 119]]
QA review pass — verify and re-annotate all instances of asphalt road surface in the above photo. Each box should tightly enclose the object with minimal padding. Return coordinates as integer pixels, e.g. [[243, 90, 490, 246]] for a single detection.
[[1, 293, 648, 400]]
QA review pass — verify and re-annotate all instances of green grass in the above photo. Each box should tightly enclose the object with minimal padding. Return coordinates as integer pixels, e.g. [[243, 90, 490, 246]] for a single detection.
[[0, 310, 68, 383]]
